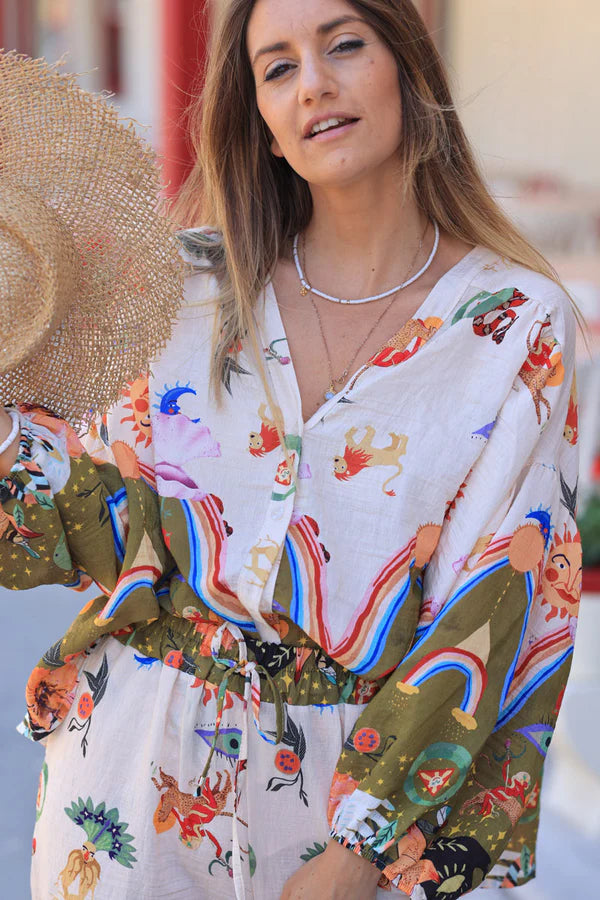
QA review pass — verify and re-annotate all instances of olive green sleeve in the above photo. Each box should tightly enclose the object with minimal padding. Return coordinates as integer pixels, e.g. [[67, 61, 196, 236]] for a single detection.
[[328, 313, 580, 896]]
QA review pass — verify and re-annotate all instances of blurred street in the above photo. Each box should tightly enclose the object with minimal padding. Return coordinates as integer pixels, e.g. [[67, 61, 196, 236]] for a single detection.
[[1, 2, 599, 898], [1, 585, 599, 899]]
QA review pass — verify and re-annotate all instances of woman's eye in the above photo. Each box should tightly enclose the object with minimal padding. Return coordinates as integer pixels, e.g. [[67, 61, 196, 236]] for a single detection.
[[332, 39, 365, 54], [265, 62, 294, 82], [263, 39, 364, 82]]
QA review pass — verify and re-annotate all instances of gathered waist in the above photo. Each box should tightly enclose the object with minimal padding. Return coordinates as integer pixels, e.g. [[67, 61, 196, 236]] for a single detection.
[[111, 608, 383, 708]]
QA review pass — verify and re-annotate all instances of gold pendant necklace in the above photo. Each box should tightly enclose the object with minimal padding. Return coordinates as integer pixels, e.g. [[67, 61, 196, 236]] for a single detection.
[[302, 225, 428, 402]]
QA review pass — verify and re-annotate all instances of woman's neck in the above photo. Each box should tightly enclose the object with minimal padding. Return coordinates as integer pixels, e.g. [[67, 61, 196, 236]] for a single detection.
[[301, 173, 427, 301]]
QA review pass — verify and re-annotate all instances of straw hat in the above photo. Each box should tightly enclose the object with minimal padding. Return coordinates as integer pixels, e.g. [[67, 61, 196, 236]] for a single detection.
[[0, 50, 185, 426]]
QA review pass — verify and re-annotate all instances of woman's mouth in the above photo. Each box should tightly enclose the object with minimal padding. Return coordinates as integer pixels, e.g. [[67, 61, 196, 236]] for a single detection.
[[305, 117, 359, 140]]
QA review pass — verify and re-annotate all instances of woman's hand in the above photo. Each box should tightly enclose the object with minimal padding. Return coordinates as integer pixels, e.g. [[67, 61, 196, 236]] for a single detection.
[[279, 838, 380, 900]]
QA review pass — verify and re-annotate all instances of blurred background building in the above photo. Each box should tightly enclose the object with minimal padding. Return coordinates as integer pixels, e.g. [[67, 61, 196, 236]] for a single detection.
[[1, 1, 599, 897]]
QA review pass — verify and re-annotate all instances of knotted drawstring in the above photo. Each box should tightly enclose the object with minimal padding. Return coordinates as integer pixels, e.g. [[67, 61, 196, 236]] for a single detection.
[[196, 622, 285, 899]]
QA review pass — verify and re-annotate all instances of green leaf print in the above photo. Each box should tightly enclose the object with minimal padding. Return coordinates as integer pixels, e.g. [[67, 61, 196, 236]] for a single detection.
[[371, 819, 398, 852], [30, 490, 55, 510], [13, 503, 25, 528], [300, 842, 327, 862], [53, 532, 72, 570]]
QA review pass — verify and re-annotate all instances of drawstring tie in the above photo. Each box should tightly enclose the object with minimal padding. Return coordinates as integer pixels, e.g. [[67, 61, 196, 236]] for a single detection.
[[197, 622, 285, 900]]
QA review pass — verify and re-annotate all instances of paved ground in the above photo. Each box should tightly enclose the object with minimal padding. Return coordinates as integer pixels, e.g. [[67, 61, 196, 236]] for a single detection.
[[1, 585, 598, 899]]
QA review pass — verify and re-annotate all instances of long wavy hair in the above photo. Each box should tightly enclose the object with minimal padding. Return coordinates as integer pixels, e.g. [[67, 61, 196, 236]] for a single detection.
[[170, 0, 581, 398]]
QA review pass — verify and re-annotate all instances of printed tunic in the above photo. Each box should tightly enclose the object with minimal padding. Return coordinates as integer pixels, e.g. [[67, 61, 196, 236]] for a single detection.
[[0, 234, 581, 898]]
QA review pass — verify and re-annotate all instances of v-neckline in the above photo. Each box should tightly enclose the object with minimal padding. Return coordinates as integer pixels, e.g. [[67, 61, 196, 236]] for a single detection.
[[264, 245, 492, 431]]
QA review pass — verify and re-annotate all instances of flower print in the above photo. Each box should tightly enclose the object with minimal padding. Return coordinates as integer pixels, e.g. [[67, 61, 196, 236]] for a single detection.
[[26, 663, 79, 732], [67, 653, 109, 756], [274, 749, 301, 775], [77, 692, 94, 720], [266, 711, 308, 805], [164, 649, 184, 669], [353, 727, 381, 753]]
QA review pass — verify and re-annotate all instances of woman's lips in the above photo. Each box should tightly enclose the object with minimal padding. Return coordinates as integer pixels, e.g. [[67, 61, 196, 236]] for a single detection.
[[306, 119, 360, 142]]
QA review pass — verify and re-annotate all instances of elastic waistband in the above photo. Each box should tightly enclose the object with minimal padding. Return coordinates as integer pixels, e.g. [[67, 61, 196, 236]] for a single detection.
[[112, 609, 382, 707]]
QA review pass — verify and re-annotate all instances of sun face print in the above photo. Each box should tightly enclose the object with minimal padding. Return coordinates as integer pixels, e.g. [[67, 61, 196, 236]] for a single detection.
[[120, 375, 152, 448], [540, 526, 582, 622]]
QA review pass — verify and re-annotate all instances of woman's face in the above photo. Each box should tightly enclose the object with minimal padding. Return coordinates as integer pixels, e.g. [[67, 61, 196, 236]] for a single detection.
[[246, 0, 403, 189]]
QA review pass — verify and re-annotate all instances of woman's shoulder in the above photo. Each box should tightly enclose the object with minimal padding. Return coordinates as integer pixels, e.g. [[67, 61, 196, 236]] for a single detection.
[[473, 250, 573, 310], [461, 248, 577, 340], [173, 227, 224, 316]]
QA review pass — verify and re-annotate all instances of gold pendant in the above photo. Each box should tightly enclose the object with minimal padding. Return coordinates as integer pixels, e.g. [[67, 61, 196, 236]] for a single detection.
[[324, 384, 336, 401], [300, 285, 309, 296]]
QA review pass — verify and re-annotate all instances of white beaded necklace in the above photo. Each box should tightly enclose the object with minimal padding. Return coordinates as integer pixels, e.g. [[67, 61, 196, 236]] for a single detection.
[[292, 220, 440, 304]]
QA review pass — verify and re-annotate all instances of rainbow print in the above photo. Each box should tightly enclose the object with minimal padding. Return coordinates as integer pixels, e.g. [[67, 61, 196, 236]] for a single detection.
[[105, 488, 127, 563], [497, 593, 573, 731], [95, 563, 161, 623], [286, 516, 416, 672], [95, 532, 162, 623], [182, 496, 256, 630], [397, 623, 490, 730]]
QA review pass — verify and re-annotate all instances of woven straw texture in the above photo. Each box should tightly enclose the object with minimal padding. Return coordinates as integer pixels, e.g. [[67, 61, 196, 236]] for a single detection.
[[0, 50, 185, 426]]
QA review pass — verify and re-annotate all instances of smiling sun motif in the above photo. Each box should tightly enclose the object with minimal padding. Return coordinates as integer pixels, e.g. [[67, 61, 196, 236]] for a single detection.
[[120, 375, 152, 448], [540, 525, 582, 622]]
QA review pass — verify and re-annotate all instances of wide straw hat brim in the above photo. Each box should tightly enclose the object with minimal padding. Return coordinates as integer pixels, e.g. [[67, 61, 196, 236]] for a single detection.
[[0, 50, 185, 427]]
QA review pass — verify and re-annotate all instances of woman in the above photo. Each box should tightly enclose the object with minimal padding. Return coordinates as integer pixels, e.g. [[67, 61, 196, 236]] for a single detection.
[[0, 0, 581, 898]]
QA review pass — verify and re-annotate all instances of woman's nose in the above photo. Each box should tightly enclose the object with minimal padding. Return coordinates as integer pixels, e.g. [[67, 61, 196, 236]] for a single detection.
[[297, 55, 338, 105]]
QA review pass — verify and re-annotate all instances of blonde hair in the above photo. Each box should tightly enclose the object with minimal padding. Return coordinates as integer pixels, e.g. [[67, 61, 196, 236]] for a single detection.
[[170, 0, 584, 401]]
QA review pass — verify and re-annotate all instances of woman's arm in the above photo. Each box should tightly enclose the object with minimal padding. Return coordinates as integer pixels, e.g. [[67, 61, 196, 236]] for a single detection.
[[319, 305, 579, 895], [0, 384, 172, 739]]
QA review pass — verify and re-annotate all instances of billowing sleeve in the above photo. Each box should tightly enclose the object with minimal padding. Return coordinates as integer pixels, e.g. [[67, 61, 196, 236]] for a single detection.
[[0, 379, 172, 702], [328, 302, 580, 896]]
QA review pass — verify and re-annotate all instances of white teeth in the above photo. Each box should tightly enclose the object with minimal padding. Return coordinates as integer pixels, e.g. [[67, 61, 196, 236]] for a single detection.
[[309, 117, 352, 136]]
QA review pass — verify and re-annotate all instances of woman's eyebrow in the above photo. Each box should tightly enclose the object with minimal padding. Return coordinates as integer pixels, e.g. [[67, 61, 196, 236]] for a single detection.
[[251, 15, 365, 66]]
